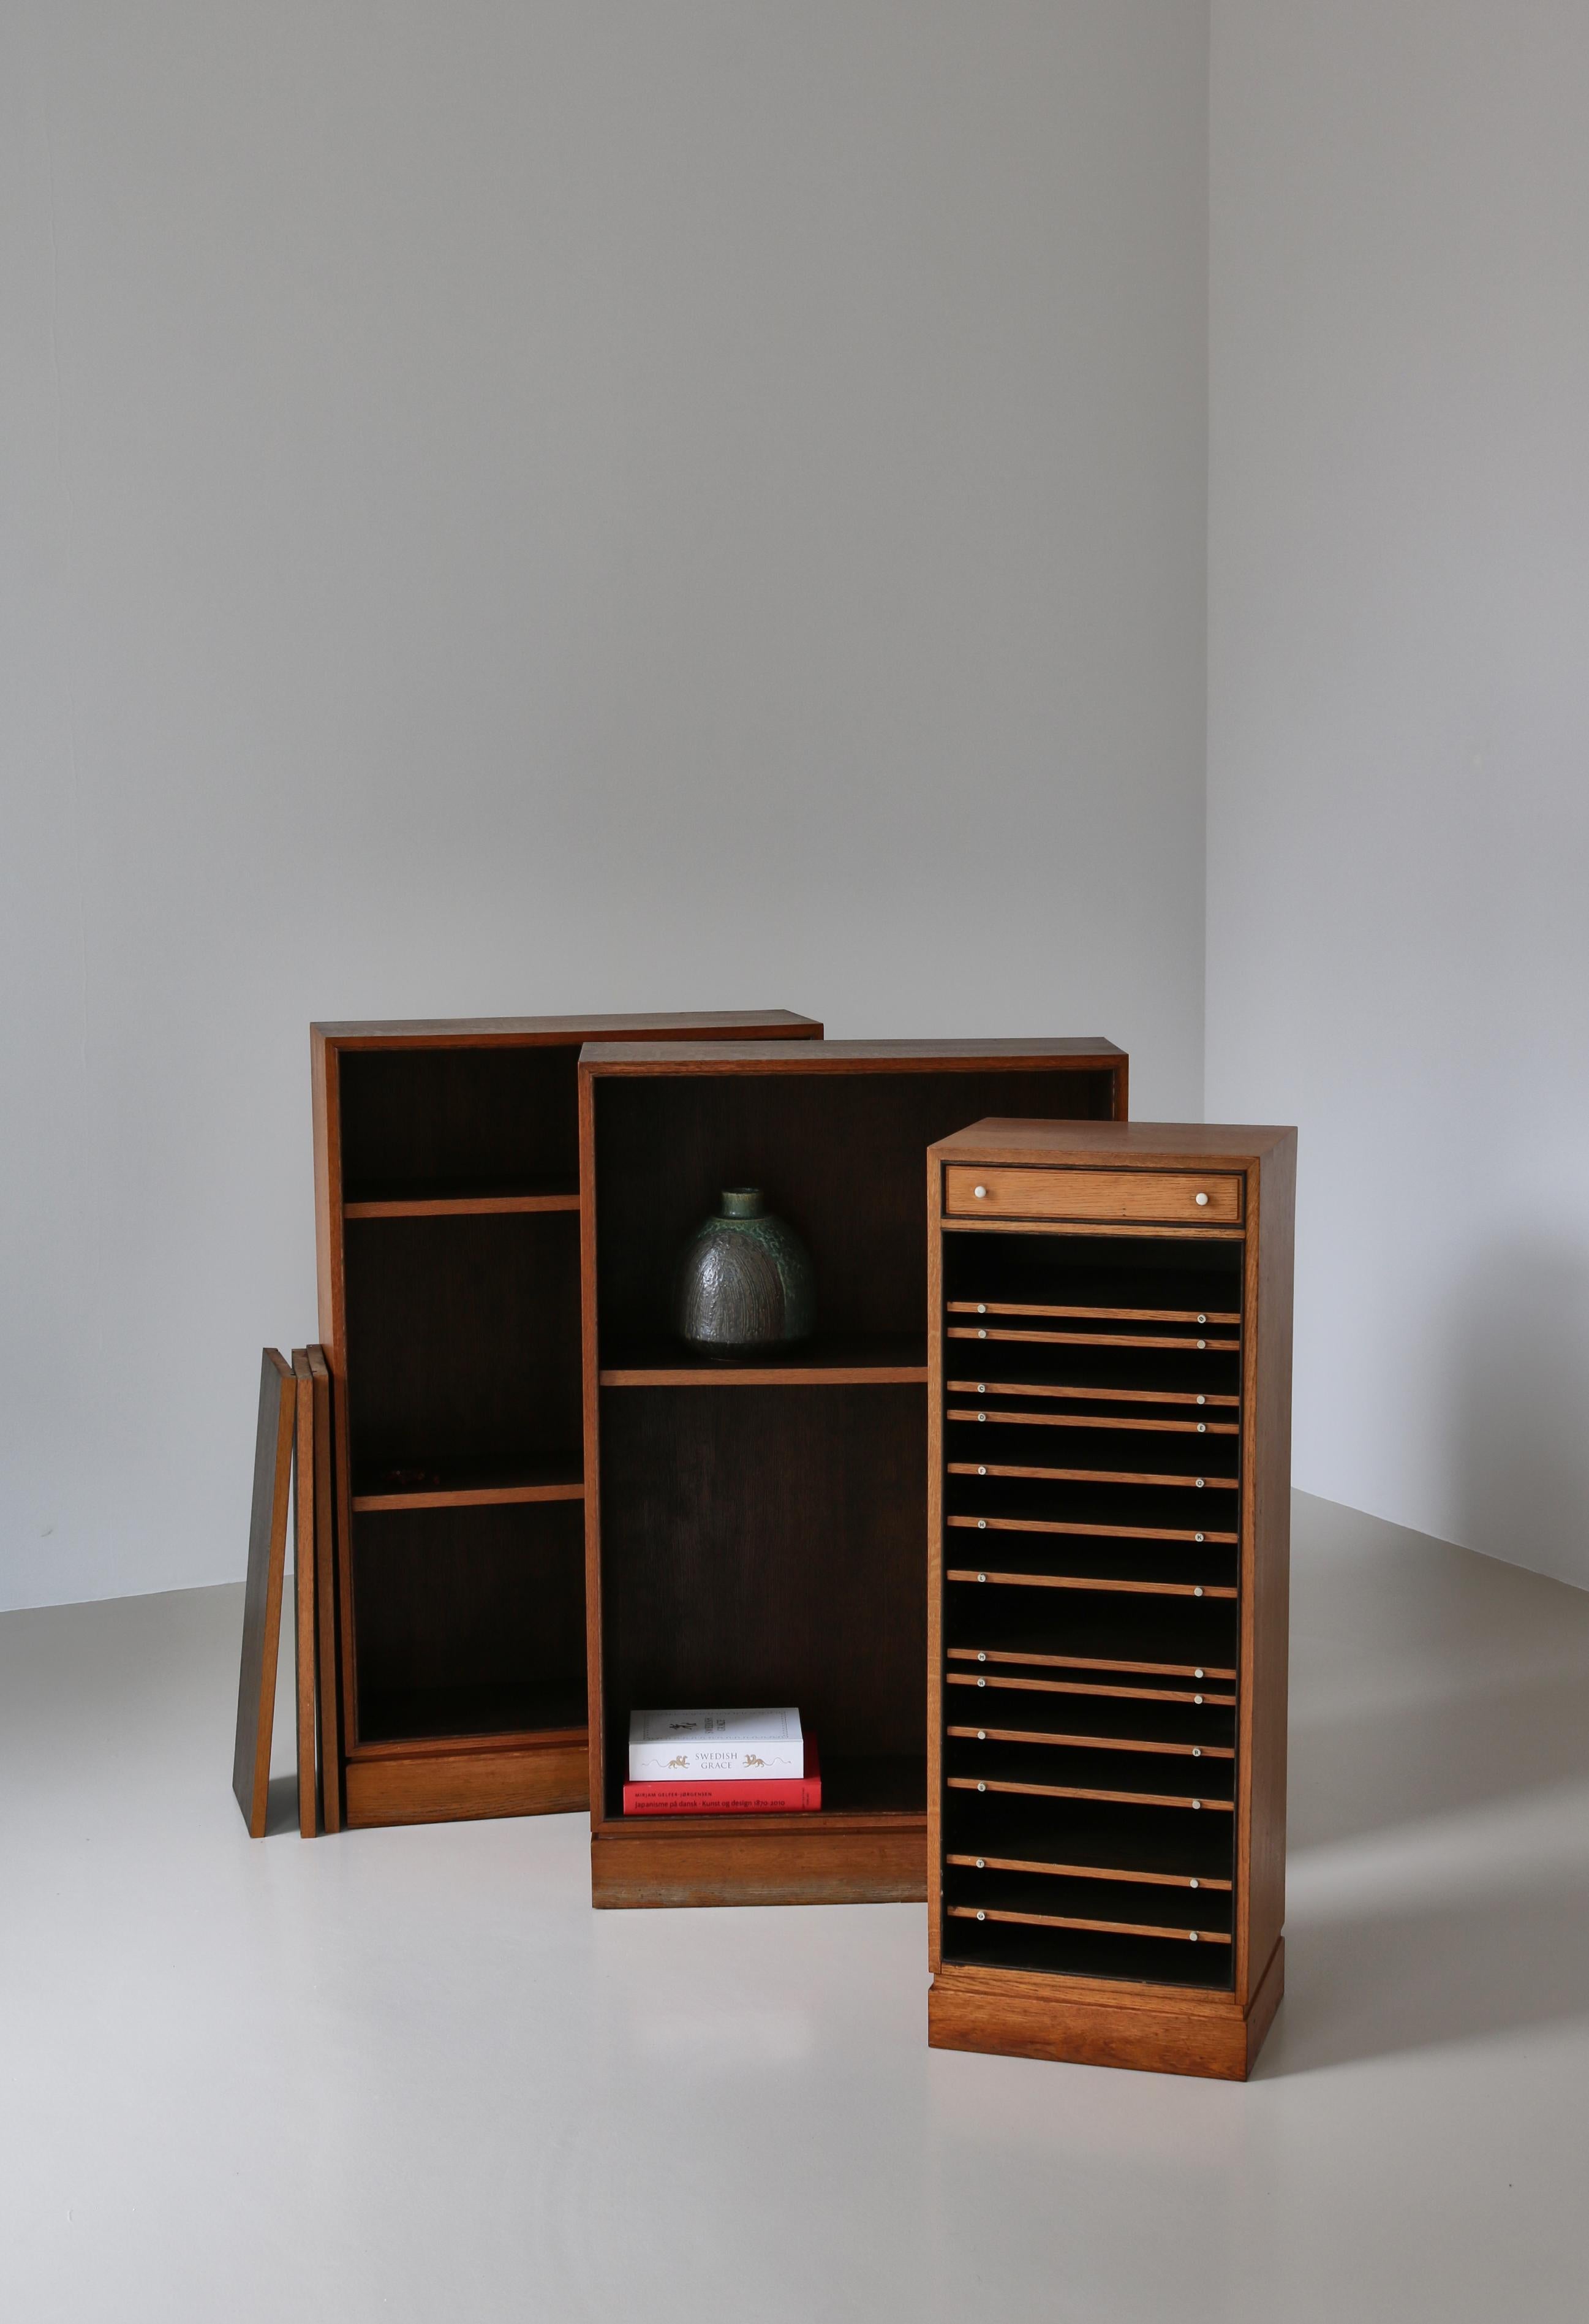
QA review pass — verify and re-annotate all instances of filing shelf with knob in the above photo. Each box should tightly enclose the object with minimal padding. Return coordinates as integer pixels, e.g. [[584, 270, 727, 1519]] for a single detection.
[[925, 1118, 1295, 2079]]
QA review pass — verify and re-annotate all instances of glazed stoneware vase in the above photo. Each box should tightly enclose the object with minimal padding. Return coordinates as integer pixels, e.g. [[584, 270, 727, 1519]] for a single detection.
[[673, 1188, 816, 1356]]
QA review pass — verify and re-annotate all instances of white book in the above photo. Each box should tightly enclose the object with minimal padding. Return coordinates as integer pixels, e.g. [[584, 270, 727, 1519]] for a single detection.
[[628, 1707, 804, 1782]]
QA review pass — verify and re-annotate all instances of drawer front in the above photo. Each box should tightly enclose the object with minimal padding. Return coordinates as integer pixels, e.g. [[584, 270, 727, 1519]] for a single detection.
[[943, 1165, 1244, 1225]]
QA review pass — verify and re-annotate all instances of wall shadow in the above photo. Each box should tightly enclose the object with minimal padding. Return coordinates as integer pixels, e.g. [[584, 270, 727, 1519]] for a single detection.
[[1447, 1236, 1589, 1590]]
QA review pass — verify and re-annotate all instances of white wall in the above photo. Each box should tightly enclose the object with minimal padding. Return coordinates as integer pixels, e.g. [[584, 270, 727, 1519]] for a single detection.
[[2, 4, 1210, 1609], [1209, 2, 1589, 1584]]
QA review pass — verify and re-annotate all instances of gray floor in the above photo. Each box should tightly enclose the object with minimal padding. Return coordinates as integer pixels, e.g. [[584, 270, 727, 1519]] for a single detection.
[[2, 1493, 1587, 2323]]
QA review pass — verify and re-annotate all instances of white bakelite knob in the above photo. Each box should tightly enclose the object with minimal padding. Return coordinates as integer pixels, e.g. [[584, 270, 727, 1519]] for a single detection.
[[1190, 1878, 1199, 1890], [973, 1184, 988, 1199], [977, 1782, 986, 1792], [1194, 1586, 1204, 1598], [1195, 1192, 1209, 1206], [975, 1858, 985, 1868], [977, 1465, 987, 1475]]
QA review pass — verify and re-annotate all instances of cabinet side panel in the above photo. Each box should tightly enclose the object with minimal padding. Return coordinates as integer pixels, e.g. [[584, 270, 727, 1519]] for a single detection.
[[579, 1061, 606, 1822], [293, 1352, 318, 1838], [927, 1157, 946, 1973], [312, 1029, 342, 1358], [308, 1347, 343, 1831], [1244, 1138, 1294, 1991]]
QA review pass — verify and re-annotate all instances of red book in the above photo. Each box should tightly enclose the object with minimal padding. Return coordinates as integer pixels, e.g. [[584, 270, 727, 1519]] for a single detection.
[[622, 1737, 821, 1815]]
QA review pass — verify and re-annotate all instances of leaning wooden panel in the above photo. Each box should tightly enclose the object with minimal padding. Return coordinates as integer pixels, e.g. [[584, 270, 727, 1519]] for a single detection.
[[926, 1117, 1296, 2080], [232, 1349, 296, 1837]]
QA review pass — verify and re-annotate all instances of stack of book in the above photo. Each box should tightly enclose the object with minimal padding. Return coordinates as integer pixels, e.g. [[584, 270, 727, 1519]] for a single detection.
[[623, 1708, 821, 1815]]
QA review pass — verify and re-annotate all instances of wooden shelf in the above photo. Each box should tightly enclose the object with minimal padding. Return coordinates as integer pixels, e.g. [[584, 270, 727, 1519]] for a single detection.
[[946, 1868, 1232, 1939], [947, 1403, 1239, 1437], [600, 1333, 927, 1388], [945, 1741, 1236, 1811], [947, 1496, 1240, 1542], [344, 1182, 581, 1220], [946, 1421, 1239, 1486], [351, 1455, 584, 1513], [947, 1560, 1238, 1600], [943, 1599, 1237, 1676], [949, 1323, 1239, 1353], [948, 1667, 1234, 1706], [943, 1796, 1235, 1885], [945, 1352, 1240, 1404], [354, 1678, 589, 1747]]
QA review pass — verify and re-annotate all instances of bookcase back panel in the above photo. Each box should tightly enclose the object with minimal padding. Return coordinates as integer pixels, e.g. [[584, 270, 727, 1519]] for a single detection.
[[598, 1383, 927, 1818], [594, 1069, 1121, 1347], [345, 1213, 581, 1484], [353, 1501, 586, 1744], [340, 1046, 579, 1200]]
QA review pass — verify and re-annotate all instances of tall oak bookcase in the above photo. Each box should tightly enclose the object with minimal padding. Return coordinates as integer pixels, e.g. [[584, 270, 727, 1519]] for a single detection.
[[578, 1038, 1128, 1909], [925, 1118, 1294, 2079], [311, 1010, 820, 1830]]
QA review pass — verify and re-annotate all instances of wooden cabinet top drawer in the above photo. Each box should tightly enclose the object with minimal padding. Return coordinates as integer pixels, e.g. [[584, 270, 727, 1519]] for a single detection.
[[942, 1164, 1244, 1225]]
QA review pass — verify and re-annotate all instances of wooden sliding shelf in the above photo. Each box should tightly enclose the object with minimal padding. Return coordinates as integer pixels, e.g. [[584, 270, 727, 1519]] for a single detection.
[[926, 1118, 1295, 2080], [311, 1010, 821, 1830], [579, 1039, 1128, 1908]]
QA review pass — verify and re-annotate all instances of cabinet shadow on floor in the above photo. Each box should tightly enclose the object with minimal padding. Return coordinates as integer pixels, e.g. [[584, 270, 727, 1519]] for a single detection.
[[1263, 1493, 1589, 2074], [1287, 1668, 1589, 1853], [1256, 1875, 1589, 2075]]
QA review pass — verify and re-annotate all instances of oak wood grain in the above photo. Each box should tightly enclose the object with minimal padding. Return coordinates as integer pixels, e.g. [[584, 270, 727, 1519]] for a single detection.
[[292, 1351, 318, 1838], [232, 1350, 296, 1838]]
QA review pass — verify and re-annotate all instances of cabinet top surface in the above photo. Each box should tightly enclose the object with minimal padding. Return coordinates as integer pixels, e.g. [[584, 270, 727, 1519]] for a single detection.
[[578, 1037, 1126, 1076], [932, 1118, 1295, 1165], [312, 1010, 821, 1050]]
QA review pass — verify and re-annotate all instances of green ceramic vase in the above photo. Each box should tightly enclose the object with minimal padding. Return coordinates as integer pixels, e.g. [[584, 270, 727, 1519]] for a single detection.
[[673, 1188, 816, 1355]]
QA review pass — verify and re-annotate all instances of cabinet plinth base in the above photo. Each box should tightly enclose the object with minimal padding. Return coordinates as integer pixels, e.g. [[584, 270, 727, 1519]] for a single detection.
[[591, 1820, 927, 1908], [344, 1739, 587, 1827], [929, 1937, 1283, 2082]]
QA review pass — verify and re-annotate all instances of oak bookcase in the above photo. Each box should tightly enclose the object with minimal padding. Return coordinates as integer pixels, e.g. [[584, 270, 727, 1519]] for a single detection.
[[578, 1039, 1128, 1908], [311, 1010, 820, 1830], [925, 1119, 1295, 2079]]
